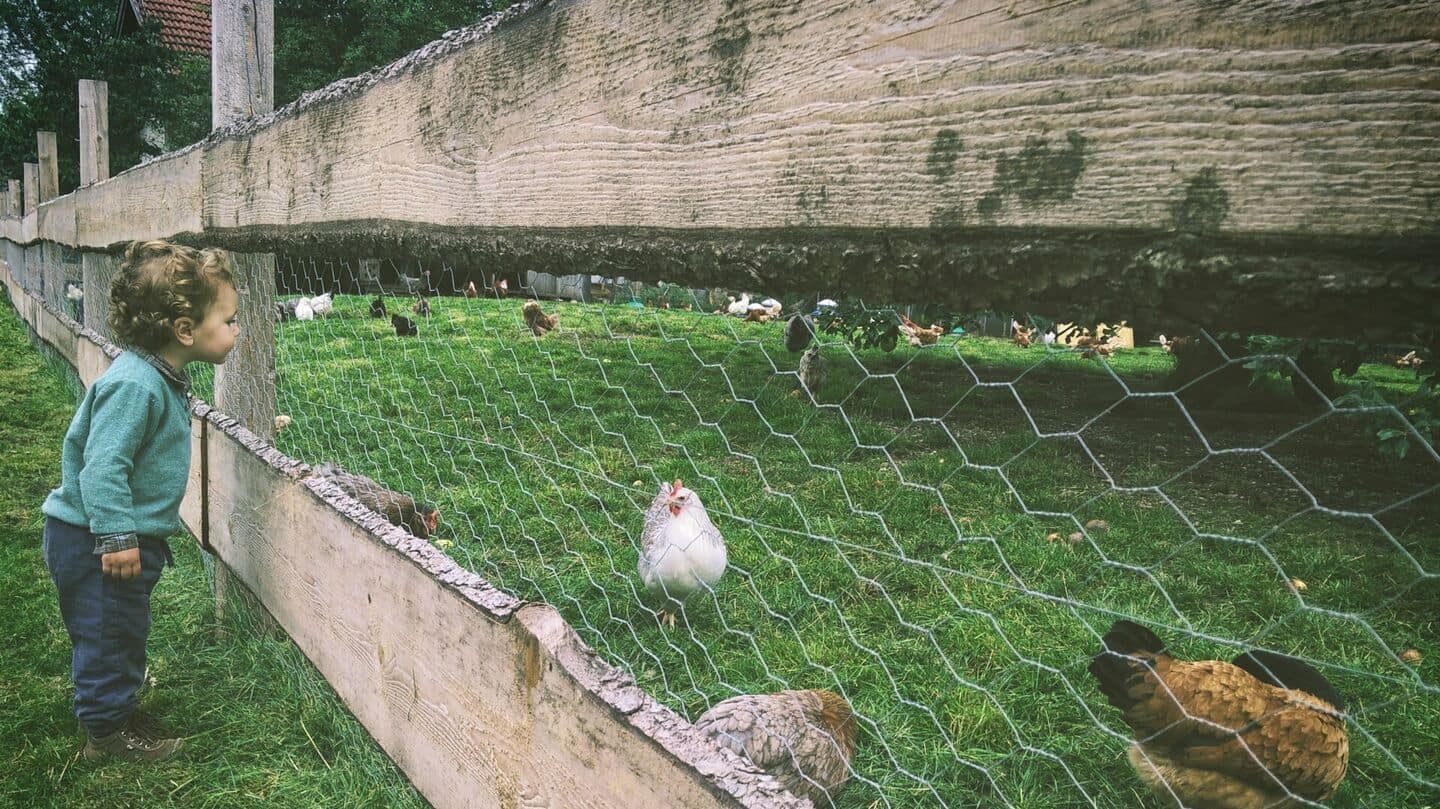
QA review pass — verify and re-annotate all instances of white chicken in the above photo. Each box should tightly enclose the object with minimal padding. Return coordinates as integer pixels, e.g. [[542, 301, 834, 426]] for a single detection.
[[759, 297, 783, 317], [726, 293, 752, 317], [295, 298, 315, 321], [65, 282, 85, 322], [309, 292, 333, 317], [638, 479, 727, 627]]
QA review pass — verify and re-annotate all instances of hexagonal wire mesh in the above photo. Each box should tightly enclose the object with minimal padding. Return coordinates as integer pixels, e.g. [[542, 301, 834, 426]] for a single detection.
[[175, 253, 1435, 809]]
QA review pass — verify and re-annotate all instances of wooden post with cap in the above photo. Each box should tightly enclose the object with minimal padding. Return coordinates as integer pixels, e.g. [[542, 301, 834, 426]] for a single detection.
[[78, 80, 110, 186], [210, 0, 277, 627]]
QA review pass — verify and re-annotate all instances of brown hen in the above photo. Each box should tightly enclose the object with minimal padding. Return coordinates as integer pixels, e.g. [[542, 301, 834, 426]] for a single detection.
[[900, 314, 943, 347], [694, 689, 857, 805], [313, 462, 440, 539], [1089, 620, 1348, 809], [522, 299, 559, 336], [1012, 319, 1035, 348]]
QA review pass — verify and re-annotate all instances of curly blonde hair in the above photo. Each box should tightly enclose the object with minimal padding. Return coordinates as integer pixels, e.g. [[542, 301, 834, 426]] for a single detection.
[[108, 240, 237, 350]]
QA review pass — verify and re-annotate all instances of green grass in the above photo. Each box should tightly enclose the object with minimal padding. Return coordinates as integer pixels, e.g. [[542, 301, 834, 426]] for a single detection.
[[0, 298, 429, 809], [217, 292, 1438, 808]]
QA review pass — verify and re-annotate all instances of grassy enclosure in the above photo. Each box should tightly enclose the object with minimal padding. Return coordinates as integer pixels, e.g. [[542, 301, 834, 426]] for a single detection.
[[5, 0, 1437, 801], [191, 277, 1439, 809]]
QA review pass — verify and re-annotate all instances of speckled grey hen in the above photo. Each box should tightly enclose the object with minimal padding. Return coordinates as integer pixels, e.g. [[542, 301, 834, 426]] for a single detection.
[[797, 344, 825, 397], [694, 689, 857, 805], [313, 462, 439, 539]]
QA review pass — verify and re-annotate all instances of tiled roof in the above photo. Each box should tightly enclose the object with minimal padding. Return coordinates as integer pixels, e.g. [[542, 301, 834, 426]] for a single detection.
[[138, 0, 210, 56]]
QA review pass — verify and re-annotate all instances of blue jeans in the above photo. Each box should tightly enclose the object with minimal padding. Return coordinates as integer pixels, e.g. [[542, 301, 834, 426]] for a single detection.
[[43, 517, 172, 738]]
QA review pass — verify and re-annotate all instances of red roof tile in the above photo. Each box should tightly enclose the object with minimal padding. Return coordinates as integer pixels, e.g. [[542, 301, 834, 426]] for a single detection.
[[139, 0, 210, 56]]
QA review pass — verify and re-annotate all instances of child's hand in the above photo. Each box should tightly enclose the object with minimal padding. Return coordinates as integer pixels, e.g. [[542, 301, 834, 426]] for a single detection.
[[101, 547, 142, 580]]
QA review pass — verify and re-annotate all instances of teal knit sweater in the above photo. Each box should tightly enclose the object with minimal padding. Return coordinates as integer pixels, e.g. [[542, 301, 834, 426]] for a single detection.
[[42, 351, 192, 553]]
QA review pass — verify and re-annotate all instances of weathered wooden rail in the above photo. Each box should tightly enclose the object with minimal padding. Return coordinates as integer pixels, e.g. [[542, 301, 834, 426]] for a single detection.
[[7, 0, 1440, 337]]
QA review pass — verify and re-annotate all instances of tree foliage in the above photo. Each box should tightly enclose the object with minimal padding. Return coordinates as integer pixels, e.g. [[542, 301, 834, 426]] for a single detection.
[[1243, 334, 1438, 459], [275, 1, 505, 108], [0, 0, 184, 193], [2, 0, 506, 193]]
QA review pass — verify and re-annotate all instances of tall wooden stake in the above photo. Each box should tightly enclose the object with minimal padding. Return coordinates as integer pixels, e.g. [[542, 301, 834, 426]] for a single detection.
[[79, 80, 111, 186], [210, 0, 277, 627], [36, 132, 59, 202]]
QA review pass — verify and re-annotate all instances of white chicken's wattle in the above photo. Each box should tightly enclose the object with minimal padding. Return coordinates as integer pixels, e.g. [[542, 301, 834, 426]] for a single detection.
[[638, 478, 727, 627]]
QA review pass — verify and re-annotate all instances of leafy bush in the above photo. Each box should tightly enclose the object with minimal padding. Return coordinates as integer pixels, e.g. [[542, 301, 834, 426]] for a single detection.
[[1242, 335, 1436, 458], [816, 301, 901, 352]]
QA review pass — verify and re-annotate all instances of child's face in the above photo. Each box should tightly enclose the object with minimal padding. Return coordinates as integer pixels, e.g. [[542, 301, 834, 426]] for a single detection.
[[189, 284, 241, 364]]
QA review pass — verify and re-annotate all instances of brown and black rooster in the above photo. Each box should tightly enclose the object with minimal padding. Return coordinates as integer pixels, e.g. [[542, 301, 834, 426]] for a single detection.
[[1089, 620, 1348, 809]]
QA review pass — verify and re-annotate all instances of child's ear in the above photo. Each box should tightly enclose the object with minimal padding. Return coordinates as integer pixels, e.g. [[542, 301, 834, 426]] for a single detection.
[[172, 316, 197, 346]]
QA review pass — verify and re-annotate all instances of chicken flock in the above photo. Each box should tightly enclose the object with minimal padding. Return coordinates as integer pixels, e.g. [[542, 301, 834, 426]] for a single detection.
[[268, 285, 1364, 807]]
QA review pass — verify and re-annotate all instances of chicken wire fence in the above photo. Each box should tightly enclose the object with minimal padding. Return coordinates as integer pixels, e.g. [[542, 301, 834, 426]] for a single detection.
[[35, 247, 1440, 807]]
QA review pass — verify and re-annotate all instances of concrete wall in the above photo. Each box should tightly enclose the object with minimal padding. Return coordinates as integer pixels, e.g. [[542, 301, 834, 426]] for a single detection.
[[0, 255, 799, 809]]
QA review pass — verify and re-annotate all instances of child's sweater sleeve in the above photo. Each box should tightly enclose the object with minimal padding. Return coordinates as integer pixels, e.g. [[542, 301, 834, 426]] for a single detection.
[[77, 377, 157, 553]]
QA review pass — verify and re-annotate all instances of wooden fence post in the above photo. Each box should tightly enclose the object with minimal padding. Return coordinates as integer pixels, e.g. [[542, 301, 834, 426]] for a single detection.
[[41, 242, 65, 310], [211, 0, 277, 441], [211, 0, 277, 626], [5, 181, 19, 217], [22, 163, 38, 216], [35, 129, 63, 306], [37, 132, 59, 202], [23, 246, 42, 297], [20, 165, 39, 294], [81, 252, 120, 337], [76, 81, 111, 330], [212, 0, 274, 125], [79, 80, 110, 186]]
